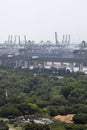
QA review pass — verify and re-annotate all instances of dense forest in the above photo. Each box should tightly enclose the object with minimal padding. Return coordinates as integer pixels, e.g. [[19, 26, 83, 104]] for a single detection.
[[0, 69, 87, 129]]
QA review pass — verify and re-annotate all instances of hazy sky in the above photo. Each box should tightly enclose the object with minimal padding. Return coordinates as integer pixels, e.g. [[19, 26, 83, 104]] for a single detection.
[[0, 0, 87, 43]]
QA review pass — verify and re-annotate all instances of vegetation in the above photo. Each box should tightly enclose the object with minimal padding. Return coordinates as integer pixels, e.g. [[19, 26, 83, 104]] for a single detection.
[[50, 120, 87, 130], [0, 69, 87, 129], [23, 123, 50, 130], [0, 120, 8, 130], [73, 113, 87, 124]]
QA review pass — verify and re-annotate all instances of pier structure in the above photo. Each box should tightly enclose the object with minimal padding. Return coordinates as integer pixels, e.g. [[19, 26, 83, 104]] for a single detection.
[[0, 34, 86, 72], [0, 55, 85, 72]]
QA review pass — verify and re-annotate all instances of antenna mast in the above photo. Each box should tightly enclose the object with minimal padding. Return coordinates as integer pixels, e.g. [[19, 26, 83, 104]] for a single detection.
[[5, 89, 8, 100]]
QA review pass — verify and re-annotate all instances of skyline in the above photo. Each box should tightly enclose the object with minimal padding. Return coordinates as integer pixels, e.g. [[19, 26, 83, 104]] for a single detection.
[[0, 0, 87, 43]]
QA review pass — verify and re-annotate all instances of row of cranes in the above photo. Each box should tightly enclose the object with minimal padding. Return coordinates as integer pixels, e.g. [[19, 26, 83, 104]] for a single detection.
[[0, 32, 87, 59], [2, 32, 71, 48], [55, 32, 71, 46]]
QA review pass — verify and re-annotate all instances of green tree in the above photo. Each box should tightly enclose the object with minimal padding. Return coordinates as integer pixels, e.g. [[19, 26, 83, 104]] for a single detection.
[[0, 120, 9, 130], [73, 113, 87, 124], [23, 123, 50, 130]]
